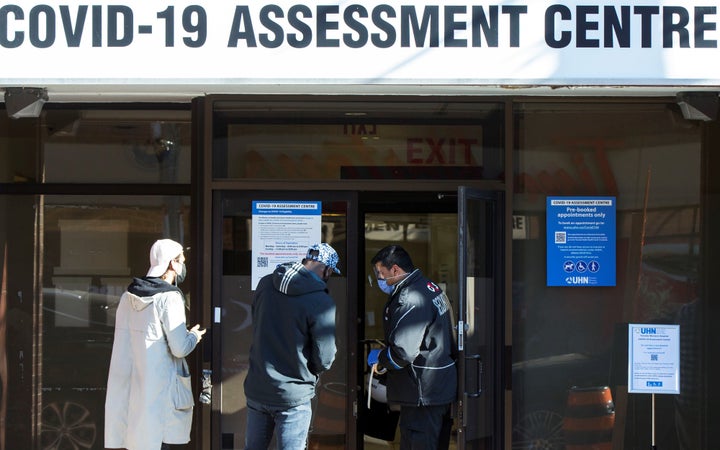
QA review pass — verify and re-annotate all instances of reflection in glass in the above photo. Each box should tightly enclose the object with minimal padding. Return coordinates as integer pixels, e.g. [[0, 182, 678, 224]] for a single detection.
[[213, 101, 504, 181], [512, 103, 701, 450], [0, 109, 191, 184]]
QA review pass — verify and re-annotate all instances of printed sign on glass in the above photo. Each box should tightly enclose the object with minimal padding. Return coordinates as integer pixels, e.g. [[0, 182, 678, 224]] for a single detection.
[[546, 196, 616, 286], [251, 201, 322, 290]]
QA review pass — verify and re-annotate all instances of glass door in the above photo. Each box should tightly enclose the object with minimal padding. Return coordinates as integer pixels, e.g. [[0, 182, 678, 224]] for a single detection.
[[212, 190, 358, 450], [457, 187, 505, 450]]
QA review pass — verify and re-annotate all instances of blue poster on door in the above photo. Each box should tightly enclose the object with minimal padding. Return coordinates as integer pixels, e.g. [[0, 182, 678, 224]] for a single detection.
[[546, 197, 616, 287]]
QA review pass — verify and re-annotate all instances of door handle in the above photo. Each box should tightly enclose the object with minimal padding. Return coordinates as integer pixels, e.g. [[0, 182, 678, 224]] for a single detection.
[[465, 354, 483, 398]]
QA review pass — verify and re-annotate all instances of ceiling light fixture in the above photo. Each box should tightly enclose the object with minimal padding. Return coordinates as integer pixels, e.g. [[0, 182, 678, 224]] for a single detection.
[[4, 87, 48, 119], [676, 91, 718, 122]]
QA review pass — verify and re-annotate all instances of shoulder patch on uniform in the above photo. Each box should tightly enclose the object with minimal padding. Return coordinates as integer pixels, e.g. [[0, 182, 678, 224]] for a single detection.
[[426, 281, 440, 293]]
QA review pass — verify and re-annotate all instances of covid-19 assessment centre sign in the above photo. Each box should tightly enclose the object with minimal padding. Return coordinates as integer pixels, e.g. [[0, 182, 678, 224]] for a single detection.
[[0, 0, 719, 87], [546, 197, 616, 287]]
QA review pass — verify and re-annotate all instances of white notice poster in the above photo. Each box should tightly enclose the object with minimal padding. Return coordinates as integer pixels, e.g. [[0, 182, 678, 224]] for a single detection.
[[628, 323, 680, 394], [251, 201, 322, 290]]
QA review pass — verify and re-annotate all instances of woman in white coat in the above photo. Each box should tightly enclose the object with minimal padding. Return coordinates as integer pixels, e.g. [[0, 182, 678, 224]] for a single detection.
[[105, 239, 206, 450]]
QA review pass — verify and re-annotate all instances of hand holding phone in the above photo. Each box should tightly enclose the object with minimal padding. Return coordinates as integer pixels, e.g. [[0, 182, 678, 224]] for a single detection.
[[190, 324, 207, 341]]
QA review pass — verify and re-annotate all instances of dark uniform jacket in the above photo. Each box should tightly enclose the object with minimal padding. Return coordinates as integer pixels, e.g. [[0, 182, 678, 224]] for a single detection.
[[244, 262, 337, 408], [378, 269, 457, 406]]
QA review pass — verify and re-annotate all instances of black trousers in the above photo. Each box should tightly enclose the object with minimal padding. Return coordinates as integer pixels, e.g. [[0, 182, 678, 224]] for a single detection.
[[398, 403, 453, 450]]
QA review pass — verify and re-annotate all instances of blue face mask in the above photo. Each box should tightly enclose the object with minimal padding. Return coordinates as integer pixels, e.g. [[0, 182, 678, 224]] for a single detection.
[[377, 278, 394, 295]]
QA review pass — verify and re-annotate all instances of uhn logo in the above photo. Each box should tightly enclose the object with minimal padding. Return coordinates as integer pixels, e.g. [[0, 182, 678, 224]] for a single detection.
[[641, 328, 657, 334], [565, 276, 589, 284]]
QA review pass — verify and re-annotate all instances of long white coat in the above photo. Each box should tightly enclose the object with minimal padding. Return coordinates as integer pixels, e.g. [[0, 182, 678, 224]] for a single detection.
[[105, 287, 199, 450]]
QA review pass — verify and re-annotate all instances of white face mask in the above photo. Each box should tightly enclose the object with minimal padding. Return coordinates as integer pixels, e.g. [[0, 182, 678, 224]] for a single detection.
[[172, 260, 187, 284]]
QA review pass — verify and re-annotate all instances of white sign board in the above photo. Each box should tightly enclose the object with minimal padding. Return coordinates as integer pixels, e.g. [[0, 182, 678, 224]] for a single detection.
[[628, 323, 680, 394], [1, 0, 719, 85], [251, 200, 321, 290]]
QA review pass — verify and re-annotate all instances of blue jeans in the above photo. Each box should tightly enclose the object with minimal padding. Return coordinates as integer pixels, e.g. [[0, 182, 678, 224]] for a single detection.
[[245, 398, 313, 450]]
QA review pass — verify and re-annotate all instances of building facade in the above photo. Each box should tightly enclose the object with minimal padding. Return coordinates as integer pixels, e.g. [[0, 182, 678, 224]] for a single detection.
[[1, 1, 719, 449]]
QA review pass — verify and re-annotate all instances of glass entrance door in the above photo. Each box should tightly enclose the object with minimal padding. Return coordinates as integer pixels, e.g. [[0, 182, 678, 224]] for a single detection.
[[213, 191, 358, 450], [457, 187, 505, 450]]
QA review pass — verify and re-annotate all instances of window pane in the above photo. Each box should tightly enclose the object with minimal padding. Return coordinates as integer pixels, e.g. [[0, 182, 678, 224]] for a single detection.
[[213, 101, 504, 181], [40, 195, 189, 449], [0, 115, 38, 183], [512, 102, 701, 450], [0, 109, 191, 184]]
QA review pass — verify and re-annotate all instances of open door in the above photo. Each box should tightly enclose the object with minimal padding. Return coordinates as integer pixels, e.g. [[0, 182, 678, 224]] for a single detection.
[[457, 187, 505, 450]]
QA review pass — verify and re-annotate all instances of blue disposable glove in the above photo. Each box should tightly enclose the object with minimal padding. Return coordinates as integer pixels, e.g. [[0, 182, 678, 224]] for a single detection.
[[367, 349, 381, 366]]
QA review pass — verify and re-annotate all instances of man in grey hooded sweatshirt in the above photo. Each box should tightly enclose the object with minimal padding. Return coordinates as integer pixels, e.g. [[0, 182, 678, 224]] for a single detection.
[[243, 243, 340, 450]]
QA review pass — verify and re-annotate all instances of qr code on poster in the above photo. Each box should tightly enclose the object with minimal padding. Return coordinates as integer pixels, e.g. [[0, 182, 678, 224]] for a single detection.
[[257, 256, 268, 268], [554, 231, 566, 244]]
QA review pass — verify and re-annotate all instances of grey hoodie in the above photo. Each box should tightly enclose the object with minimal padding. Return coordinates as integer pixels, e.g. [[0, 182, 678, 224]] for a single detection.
[[244, 262, 337, 408]]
